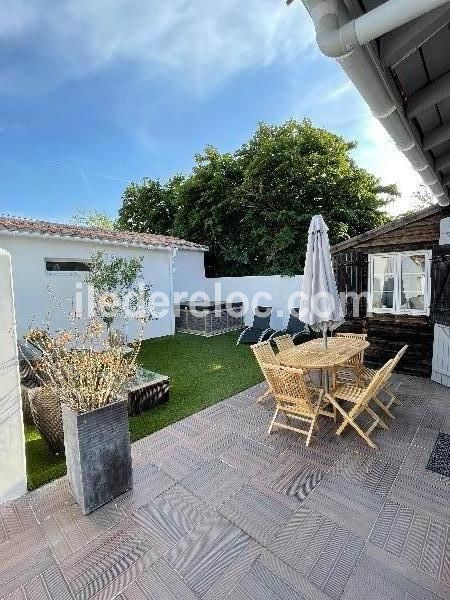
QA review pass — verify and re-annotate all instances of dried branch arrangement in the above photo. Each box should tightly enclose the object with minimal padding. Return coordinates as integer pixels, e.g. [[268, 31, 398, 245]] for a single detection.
[[25, 320, 141, 414]]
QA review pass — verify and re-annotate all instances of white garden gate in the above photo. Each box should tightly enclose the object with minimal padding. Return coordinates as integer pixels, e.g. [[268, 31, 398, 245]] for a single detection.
[[432, 218, 450, 387]]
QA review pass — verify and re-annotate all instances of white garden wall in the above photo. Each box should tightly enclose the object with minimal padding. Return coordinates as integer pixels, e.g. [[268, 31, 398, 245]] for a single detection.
[[173, 249, 206, 299], [0, 235, 175, 341], [205, 275, 303, 330], [0, 249, 27, 503]]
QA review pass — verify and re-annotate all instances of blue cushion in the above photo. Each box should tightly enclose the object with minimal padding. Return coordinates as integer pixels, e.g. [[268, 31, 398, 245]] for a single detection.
[[253, 307, 272, 330]]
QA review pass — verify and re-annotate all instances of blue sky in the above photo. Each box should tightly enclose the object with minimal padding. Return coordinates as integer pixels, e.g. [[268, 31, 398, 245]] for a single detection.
[[0, 0, 421, 222]]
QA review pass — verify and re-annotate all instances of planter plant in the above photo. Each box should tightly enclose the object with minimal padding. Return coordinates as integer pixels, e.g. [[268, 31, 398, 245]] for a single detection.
[[26, 321, 140, 514], [85, 252, 151, 336]]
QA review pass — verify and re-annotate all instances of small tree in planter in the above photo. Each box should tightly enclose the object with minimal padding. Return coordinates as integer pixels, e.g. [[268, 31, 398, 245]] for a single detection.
[[85, 252, 151, 335], [28, 320, 141, 514]]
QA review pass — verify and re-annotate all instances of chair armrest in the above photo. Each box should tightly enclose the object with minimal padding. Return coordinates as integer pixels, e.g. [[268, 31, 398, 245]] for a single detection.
[[259, 328, 275, 342], [236, 326, 251, 345], [267, 329, 285, 341]]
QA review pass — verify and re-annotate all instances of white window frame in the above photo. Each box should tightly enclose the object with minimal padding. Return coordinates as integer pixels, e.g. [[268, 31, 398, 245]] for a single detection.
[[44, 258, 91, 275], [368, 250, 432, 316]]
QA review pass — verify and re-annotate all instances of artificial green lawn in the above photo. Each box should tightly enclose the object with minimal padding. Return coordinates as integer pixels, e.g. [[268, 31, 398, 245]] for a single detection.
[[25, 332, 263, 490]]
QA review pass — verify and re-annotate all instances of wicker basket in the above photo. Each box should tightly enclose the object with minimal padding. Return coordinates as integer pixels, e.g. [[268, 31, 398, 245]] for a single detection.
[[28, 386, 65, 455]]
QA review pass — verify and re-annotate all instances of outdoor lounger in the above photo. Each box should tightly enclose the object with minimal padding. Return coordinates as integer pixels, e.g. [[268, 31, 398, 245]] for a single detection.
[[237, 306, 276, 345], [271, 308, 310, 345]]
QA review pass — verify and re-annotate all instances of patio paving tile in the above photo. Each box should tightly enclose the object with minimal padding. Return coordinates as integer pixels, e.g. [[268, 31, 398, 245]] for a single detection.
[[114, 463, 175, 515], [0, 496, 38, 544], [253, 449, 327, 502], [227, 550, 331, 600], [189, 424, 245, 457], [387, 471, 450, 523], [218, 478, 297, 546], [3, 374, 450, 599], [5, 562, 73, 600], [268, 504, 364, 599], [120, 557, 198, 600], [218, 438, 279, 476], [342, 553, 446, 600], [0, 527, 57, 599], [60, 518, 163, 600], [165, 514, 262, 600], [181, 460, 249, 509], [170, 413, 213, 442]]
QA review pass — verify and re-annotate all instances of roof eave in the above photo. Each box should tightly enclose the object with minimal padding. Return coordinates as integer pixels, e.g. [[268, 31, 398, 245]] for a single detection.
[[0, 228, 208, 253], [330, 204, 444, 254]]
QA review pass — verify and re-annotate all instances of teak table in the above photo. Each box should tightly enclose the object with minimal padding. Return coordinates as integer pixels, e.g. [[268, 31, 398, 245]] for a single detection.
[[277, 337, 370, 391]]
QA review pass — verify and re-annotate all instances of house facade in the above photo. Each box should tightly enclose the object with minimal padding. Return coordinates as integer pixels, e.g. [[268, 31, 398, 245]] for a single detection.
[[0, 216, 207, 341], [331, 205, 450, 379]]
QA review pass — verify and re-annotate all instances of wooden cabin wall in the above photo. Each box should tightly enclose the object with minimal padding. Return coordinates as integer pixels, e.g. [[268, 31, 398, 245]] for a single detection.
[[338, 316, 433, 377], [332, 208, 450, 377]]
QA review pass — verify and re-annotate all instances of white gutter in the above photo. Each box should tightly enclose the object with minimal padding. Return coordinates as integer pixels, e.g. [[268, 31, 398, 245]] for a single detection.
[[0, 228, 208, 253], [306, 0, 450, 58], [301, 0, 450, 206]]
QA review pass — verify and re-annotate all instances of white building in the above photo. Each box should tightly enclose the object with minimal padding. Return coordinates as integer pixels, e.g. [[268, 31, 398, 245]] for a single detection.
[[0, 216, 207, 341]]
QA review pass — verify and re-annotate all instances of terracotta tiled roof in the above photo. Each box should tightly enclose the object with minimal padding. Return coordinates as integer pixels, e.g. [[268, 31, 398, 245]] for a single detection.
[[0, 215, 207, 251]]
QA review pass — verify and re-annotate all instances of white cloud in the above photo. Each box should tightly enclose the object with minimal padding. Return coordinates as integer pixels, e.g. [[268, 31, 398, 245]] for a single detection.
[[0, 0, 35, 37], [0, 0, 315, 95], [353, 110, 423, 215]]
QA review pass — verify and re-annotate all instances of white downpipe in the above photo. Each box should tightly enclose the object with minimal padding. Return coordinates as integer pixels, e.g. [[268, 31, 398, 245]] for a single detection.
[[302, 0, 450, 206]]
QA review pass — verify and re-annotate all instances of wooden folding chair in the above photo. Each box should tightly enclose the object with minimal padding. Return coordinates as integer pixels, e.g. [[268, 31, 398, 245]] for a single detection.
[[333, 333, 368, 386], [251, 341, 279, 403], [361, 345, 408, 413], [273, 334, 295, 353], [325, 360, 393, 449], [263, 364, 335, 446]]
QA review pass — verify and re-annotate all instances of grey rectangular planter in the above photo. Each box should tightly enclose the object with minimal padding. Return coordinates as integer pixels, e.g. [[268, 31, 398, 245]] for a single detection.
[[62, 400, 132, 514]]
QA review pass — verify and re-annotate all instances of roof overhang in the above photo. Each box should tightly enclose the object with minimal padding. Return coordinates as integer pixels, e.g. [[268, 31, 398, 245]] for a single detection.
[[330, 204, 444, 253], [297, 0, 450, 206]]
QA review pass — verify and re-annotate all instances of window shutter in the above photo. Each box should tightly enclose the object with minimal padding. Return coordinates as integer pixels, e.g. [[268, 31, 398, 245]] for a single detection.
[[333, 250, 368, 319], [431, 244, 450, 326]]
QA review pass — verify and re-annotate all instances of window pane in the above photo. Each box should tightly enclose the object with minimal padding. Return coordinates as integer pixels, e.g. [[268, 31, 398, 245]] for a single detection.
[[46, 260, 90, 272], [372, 256, 395, 308], [372, 291, 394, 309], [373, 255, 395, 276], [400, 254, 426, 311]]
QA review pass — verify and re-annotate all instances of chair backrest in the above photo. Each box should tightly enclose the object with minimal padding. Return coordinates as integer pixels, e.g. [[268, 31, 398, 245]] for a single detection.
[[262, 363, 315, 414], [391, 345, 408, 370], [274, 334, 295, 353], [287, 309, 307, 335], [336, 332, 368, 365], [335, 332, 368, 340], [253, 306, 272, 331], [251, 341, 279, 371], [359, 359, 394, 405]]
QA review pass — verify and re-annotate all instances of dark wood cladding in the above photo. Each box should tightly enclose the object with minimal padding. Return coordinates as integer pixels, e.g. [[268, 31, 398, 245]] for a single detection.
[[333, 251, 368, 319], [431, 244, 450, 326], [337, 315, 434, 377], [346, 210, 444, 252]]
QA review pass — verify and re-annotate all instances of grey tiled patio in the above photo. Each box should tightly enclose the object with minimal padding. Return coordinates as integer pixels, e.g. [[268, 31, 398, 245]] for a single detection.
[[1, 374, 450, 600]]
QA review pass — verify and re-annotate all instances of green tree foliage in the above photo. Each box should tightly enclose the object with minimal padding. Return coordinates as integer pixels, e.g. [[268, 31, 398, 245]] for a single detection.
[[118, 119, 396, 276], [85, 252, 151, 329], [117, 177, 179, 234], [70, 209, 116, 230]]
